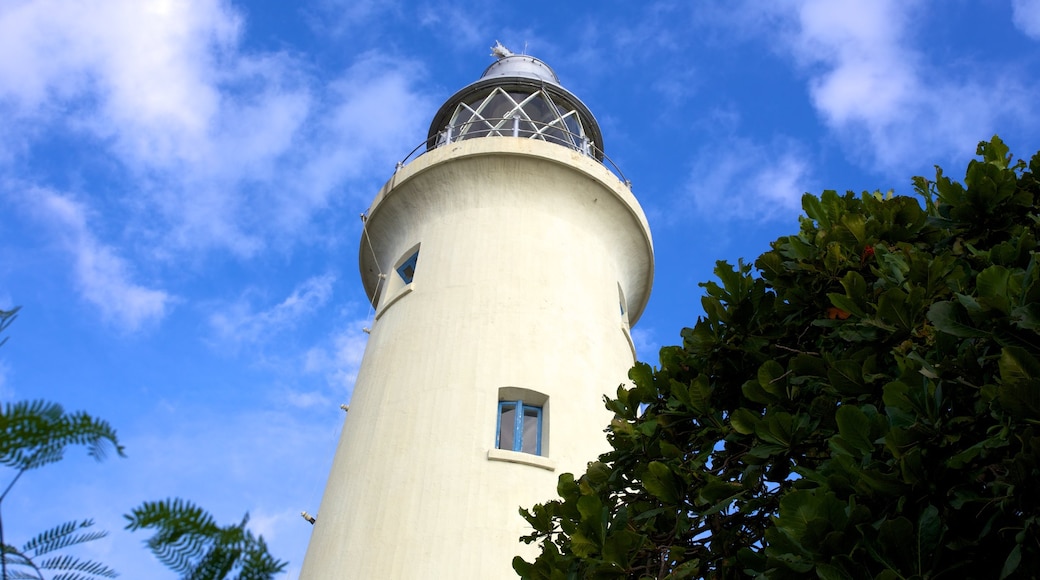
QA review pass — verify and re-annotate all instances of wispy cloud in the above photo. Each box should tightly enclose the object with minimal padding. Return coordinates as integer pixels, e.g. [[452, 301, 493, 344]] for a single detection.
[[1012, 0, 1040, 39], [0, 0, 237, 159], [630, 326, 661, 364], [0, 360, 11, 400], [209, 274, 336, 346], [20, 187, 172, 332], [417, 4, 486, 50], [0, 0, 432, 262], [303, 325, 368, 394], [680, 136, 811, 222], [205, 280, 369, 411], [769, 0, 1034, 173]]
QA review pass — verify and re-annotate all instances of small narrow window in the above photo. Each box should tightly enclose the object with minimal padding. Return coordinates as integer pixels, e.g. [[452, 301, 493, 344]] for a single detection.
[[375, 244, 421, 319], [497, 400, 542, 455], [397, 250, 419, 284]]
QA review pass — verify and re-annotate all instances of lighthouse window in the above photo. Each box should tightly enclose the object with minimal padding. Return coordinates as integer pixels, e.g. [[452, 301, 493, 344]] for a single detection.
[[446, 87, 588, 152], [396, 250, 419, 284], [375, 244, 420, 319], [497, 400, 542, 455]]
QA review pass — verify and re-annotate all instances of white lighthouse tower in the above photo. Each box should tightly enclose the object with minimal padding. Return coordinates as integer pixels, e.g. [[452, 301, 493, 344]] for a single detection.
[[300, 46, 654, 579]]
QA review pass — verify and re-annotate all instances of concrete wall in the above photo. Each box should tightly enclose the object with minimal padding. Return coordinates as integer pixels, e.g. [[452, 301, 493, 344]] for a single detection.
[[300, 138, 654, 579]]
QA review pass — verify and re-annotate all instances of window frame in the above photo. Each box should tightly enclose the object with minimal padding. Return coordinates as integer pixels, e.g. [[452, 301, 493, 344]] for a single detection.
[[496, 399, 542, 455], [396, 250, 419, 284], [376, 244, 420, 320]]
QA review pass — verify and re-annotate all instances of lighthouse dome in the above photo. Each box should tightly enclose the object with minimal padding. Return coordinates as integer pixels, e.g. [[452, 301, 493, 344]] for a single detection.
[[479, 53, 560, 85], [427, 45, 604, 160]]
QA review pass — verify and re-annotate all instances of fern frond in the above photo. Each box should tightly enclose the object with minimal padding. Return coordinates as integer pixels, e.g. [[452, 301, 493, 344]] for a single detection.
[[237, 535, 288, 580], [38, 554, 118, 578], [22, 519, 108, 557], [126, 499, 287, 580], [126, 498, 224, 573], [0, 400, 125, 471], [3, 542, 43, 579], [187, 545, 239, 580], [50, 573, 115, 580], [0, 306, 19, 348]]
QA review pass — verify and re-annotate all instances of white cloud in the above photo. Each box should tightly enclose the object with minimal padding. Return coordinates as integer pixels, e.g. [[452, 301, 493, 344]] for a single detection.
[[1012, 0, 1040, 39], [681, 136, 811, 222], [0, 360, 11, 400], [285, 389, 333, 409], [0, 0, 432, 260], [629, 327, 660, 363], [770, 0, 1033, 173], [209, 274, 336, 345], [21, 187, 172, 332], [303, 326, 368, 394], [417, 4, 486, 49], [288, 53, 433, 218], [0, 0, 236, 160]]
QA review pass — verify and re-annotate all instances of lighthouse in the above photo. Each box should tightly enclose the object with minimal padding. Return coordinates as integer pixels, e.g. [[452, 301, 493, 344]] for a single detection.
[[300, 45, 654, 578]]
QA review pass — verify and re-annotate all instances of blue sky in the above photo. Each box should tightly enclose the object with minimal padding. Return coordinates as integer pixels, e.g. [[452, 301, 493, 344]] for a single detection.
[[1, 0, 1038, 576]]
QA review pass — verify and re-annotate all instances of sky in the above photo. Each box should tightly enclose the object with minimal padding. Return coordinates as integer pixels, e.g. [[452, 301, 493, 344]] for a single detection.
[[1, 0, 1038, 577]]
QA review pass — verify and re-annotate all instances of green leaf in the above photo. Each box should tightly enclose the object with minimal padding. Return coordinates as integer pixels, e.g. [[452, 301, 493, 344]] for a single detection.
[[577, 495, 604, 524], [569, 531, 599, 558], [828, 293, 865, 319], [916, 505, 941, 574], [978, 135, 1011, 168], [876, 288, 912, 331], [816, 562, 853, 580], [1000, 544, 1022, 579], [730, 408, 759, 435], [827, 359, 869, 396], [976, 266, 1013, 314], [803, 193, 831, 229], [927, 301, 989, 338], [758, 360, 788, 398], [833, 406, 873, 457], [643, 461, 679, 504], [997, 346, 1040, 420]]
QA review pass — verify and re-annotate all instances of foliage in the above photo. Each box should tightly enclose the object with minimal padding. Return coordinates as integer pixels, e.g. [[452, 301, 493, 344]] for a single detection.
[[125, 498, 286, 580], [515, 136, 1040, 579], [1, 312, 126, 580], [0, 400, 125, 473], [0, 312, 285, 580], [0, 308, 18, 349], [2, 520, 117, 580], [0, 399, 122, 580]]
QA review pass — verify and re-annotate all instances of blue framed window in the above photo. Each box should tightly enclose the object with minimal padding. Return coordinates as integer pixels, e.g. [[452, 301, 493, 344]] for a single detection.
[[497, 400, 542, 455], [396, 250, 419, 284]]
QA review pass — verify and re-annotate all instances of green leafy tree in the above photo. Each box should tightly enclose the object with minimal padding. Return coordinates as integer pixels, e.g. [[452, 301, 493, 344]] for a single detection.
[[3, 520, 116, 580], [515, 136, 1040, 579], [0, 312, 284, 579], [0, 397, 125, 580], [1, 307, 124, 580], [125, 499, 286, 580]]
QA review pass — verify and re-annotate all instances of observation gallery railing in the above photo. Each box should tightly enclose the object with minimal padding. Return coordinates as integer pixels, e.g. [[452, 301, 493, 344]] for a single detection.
[[394, 117, 631, 188]]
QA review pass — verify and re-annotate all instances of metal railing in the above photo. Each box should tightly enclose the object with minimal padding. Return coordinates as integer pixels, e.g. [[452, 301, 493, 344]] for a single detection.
[[394, 117, 631, 188]]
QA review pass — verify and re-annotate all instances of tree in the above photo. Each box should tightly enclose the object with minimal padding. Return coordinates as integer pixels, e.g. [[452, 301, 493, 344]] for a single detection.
[[0, 311, 285, 579], [1, 306, 124, 580], [0, 397, 125, 580], [125, 498, 287, 580], [514, 136, 1040, 579]]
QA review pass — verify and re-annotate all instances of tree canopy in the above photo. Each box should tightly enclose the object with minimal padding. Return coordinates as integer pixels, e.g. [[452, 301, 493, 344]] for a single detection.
[[514, 136, 1040, 579], [125, 498, 287, 580], [1, 309, 125, 580], [0, 310, 285, 579]]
